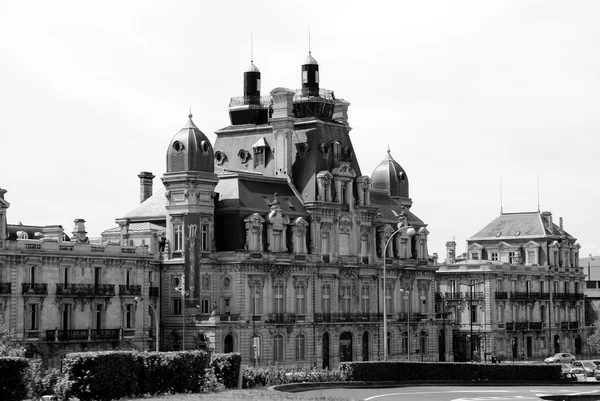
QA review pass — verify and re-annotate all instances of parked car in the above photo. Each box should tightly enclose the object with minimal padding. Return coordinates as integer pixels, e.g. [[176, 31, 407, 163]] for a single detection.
[[572, 361, 598, 377], [569, 367, 587, 381], [544, 353, 576, 364]]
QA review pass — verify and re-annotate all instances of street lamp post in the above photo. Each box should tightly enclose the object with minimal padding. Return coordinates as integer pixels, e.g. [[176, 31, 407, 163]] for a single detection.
[[588, 254, 594, 282], [135, 297, 159, 352], [466, 281, 485, 362], [174, 274, 189, 351], [399, 288, 411, 361], [252, 289, 261, 366], [383, 224, 416, 361]]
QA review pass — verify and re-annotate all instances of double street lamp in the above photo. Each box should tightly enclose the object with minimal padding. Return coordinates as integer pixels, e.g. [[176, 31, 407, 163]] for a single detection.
[[252, 289, 261, 366], [134, 297, 159, 352], [382, 224, 415, 361], [174, 274, 189, 351], [466, 281, 485, 362]]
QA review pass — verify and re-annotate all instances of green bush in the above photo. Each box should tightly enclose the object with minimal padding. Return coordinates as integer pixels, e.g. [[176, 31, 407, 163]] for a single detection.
[[0, 357, 29, 401], [28, 362, 63, 400], [241, 364, 348, 389], [62, 350, 209, 400], [338, 361, 562, 382], [210, 352, 241, 389]]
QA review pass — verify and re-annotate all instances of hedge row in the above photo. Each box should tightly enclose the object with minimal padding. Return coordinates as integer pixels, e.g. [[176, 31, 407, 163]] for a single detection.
[[0, 357, 29, 401], [339, 361, 563, 382], [62, 350, 210, 401]]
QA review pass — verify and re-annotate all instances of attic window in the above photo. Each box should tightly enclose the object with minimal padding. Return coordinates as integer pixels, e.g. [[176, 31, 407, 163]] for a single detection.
[[398, 171, 406, 183], [285, 198, 295, 210], [173, 141, 185, 155], [238, 149, 251, 164], [215, 151, 227, 165], [17, 231, 28, 240], [200, 140, 210, 154]]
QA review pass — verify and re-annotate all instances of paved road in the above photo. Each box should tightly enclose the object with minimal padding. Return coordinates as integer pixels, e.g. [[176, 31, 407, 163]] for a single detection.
[[299, 385, 600, 401]]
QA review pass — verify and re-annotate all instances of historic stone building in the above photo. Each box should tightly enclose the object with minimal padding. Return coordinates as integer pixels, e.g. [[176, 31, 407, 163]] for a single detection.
[[0, 188, 157, 368], [104, 52, 442, 367], [436, 211, 585, 362]]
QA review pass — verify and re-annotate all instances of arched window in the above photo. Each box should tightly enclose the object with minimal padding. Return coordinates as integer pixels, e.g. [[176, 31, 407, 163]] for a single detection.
[[274, 334, 284, 361], [295, 333, 306, 360]]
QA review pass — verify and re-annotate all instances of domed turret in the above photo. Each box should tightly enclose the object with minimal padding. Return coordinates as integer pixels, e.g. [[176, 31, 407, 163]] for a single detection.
[[301, 52, 319, 97], [371, 149, 409, 198], [166, 113, 214, 173]]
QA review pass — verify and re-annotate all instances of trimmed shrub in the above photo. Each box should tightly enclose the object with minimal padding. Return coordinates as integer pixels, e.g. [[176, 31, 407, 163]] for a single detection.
[[28, 362, 63, 400], [241, 364, 348, 388], [0, 357, 29, 401], [62, 350, 209, 400], [210, 352, 241, 389], [338, 361, 562, 382]]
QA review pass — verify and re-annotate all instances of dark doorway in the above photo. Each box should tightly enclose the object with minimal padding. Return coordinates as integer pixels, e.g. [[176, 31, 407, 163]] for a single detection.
[[512, 337, 518, 361], [224, 334, 234, 353], [340, 332, 352, 362], [362, 332, 369, 361], [554, 335, 561, 353], [526, 336, 533, 359], [438, 329, 446, 362], [575, 336, 582, 355], [322, 333, 330, 369]]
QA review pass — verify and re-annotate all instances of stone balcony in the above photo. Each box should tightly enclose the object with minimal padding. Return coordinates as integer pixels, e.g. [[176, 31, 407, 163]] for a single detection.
[[46, 328, 121, 342], [3, 239, 150, 256], [22, 283, 48, 295], [118, 285, 142, 296], [56, 283, 115, 297]]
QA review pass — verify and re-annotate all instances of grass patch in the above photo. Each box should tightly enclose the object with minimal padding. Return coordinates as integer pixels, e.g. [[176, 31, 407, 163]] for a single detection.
[[133, 388, 353, 401]]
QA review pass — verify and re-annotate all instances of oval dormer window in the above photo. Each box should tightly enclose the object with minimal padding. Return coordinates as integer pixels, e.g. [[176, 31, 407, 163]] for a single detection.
[[173, 141, 185, 155], [215, 151, 227, 165], [200, 140, 210, 154]]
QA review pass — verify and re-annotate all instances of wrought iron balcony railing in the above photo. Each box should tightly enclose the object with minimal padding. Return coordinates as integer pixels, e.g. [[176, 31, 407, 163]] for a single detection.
[[445, 292, 463, 300], [22, 283, 47, 295], [56, 283, 115, 297], [118, 285, 142, 296], [495, 292, 508, 300], [0, 282, 11, 293], [46, 328, 121, 342]]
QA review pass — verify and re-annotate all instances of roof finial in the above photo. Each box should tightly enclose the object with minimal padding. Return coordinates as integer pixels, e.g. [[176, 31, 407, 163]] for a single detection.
[[308, 24, 311, 55], [387, 143, 390, 153], [500, 177, 503, 215], [537, 173, 540, 212], [250, 33, 253, 63], [188, 106, 192, 119]]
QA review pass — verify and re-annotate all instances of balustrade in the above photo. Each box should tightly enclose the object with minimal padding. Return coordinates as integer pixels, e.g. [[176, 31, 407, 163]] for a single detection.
[[118, 285, 142, 296], [22, 283, 47, 295], [56, 283, 115, 296], [0, 282, 11, 293], [46, 328, 121, 341]]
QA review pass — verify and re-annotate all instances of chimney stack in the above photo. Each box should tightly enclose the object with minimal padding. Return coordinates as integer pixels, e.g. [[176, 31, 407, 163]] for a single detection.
[[138, 172, 155, 203], [72, 219, 89, 244], [446, 241, 456, 264]]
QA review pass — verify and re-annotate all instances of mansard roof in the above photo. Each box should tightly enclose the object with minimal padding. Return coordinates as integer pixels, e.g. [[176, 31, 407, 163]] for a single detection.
[[469, 211, 575, 241], [122, 187, 167, 222]]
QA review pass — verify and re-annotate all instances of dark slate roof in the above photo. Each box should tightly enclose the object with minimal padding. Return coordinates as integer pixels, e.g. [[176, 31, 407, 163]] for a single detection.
[[216, 173, 306, 217], [102, 222, 166, 234], [469, 212, 574, 241], [370, 192, 424, 227]]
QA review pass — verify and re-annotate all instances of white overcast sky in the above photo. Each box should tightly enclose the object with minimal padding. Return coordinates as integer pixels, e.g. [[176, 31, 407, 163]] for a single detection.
[[1, 0, 599, 259]]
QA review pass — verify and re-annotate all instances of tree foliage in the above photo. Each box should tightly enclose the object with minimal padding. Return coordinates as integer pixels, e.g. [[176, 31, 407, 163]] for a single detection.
[[0, 315, 25, 357], [587, 321, 600, 352]]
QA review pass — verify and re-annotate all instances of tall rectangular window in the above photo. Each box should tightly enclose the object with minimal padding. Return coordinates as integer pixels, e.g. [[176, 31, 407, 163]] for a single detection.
[[448, 280, 457, 294], [125, 304, 134, 329], [29, 304, 38, 330], [274, 334, 284, 361], [295, 285, 306, 314], [471, 305, 478, 323], [496, 279, 503, 292], [125, 270, 131, 286], [201, 298, 210, 314], [321, 235, 329, 261], [94, 268, 101, 285], [554, 281, 559, 293], [339, 233, 350, 256], [29, 266, 36, 284], [201, 224, 209, 251], [62, 304, 71, 331], [491, 252, 498, 261], [63, 267, 69, 285], [295, 334, 306, 360], [540, 281, 545, 294], [251, 284, 261, 315], [173, 298, 182, 315], [341, 285, 351, 314], [526, 281, 531, 293], [360, 238, 368, 257], [385, 286, 393, 313], [361, 286, 370, 314], [173, 223, 183, 251], [274, 283, 284, 314], [322, 284, 331, 315], [509, 251, 517, 264], [95, 304, 102, 329]]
